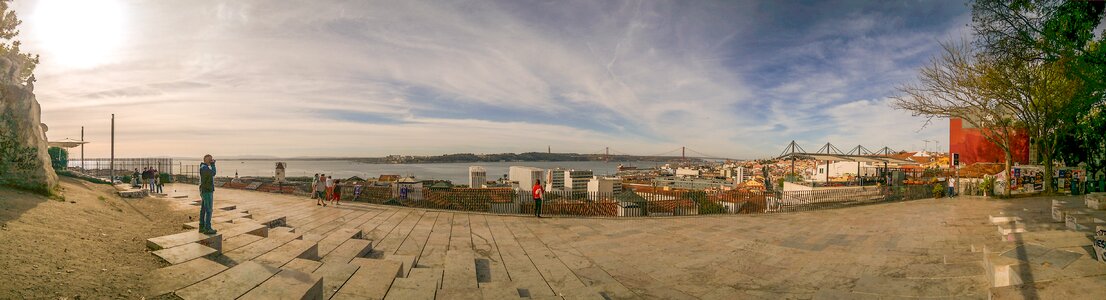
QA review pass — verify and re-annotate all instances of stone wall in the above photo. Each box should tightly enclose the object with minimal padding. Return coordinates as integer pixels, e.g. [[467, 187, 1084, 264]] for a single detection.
[[0, 56, 57, 193]]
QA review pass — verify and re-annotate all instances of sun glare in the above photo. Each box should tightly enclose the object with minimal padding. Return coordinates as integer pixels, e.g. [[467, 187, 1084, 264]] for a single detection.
[[32, 0, 126, 69]]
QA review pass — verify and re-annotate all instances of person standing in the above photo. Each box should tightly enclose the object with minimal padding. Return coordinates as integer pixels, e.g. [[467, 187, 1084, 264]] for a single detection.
[[132, 168, 141, 187], [199, 155, 218, 234], [316, 174, 328, 206], [947, 179, 955, 198], [154, 171, 163, 194], [311, 173, 320, 199], [331, 179, 342, 206], [532, 179, 545, 217]]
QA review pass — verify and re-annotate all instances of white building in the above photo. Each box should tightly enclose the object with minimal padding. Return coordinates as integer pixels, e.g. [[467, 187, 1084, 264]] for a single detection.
[[675, 168, 701, 177], [810, 161, 878, 182], [508, 166, 544, 191], [723, 167, 745, 181], [587, 176, 622, 200], [548, 168, 594, 193], [468, 166, 487, 188]]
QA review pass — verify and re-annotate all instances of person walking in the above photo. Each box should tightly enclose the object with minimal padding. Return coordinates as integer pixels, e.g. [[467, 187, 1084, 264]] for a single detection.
[[311, 173, 320, 199], [316, 174, 328, 206], [331, 179, 342, 206], [198, 155, 218, 234], [326, 176, 336, 202], [532, 179, 545, 217]]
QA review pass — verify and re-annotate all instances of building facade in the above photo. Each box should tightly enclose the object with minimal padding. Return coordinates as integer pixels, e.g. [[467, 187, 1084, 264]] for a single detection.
[[468, 166, 486, 188], [548, 168, 594, 193], [949, 118, 1030, 166], [508, 166, 544, 191]]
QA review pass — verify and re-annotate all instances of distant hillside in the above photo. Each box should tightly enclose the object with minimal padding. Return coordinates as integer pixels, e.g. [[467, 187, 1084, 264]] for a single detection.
[[351, 152, 702, 164]]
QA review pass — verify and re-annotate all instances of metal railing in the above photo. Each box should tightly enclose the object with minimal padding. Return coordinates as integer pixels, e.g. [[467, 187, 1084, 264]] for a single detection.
[[335, 184, 935, 217]]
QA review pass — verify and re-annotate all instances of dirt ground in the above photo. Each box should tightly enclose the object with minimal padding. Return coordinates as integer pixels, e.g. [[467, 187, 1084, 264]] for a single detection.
[[0, 177, 193, 299]]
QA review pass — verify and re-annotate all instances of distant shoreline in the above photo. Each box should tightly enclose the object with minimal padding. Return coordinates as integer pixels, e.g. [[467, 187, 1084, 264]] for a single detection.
[[164, 153, 712, 164]]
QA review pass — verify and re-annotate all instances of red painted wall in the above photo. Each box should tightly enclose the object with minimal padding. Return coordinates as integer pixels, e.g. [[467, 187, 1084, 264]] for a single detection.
[[949, 118, 1030, 165]]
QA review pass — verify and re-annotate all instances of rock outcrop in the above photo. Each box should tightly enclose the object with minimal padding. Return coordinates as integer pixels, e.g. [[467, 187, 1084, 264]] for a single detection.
[[0, 55, 57, 193]]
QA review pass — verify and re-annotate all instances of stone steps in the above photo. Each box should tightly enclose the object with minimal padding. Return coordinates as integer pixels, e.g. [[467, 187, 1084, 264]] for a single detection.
[[316, 228, 363, 256], [331, 257, 403, 300], [442, 250, 478, 289], [383, 254, 417, 278], [223, 230, 303, 264], [320, 238, 373, 264], [223, 233, 266, 253], [147, 230, 221, 251], [284, 258, 324, 274], [435, 288, 481, 300], [148, 257, 228, 297], [312, 262, 360, 300], [239, 269, 324, 300], [477, 281, 523, 299], [384, 267, 442, 300], [254, 239, 319, 268], [152, 242, 219, 265], [175, 261, 281, 300]]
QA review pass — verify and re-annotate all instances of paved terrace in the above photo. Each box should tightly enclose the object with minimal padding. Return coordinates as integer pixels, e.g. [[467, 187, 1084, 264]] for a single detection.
[[145, 184, 1106, 299]]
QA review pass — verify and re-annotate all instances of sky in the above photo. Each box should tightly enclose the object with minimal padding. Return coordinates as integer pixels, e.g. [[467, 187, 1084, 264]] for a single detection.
[[14, 0, 968, 159]]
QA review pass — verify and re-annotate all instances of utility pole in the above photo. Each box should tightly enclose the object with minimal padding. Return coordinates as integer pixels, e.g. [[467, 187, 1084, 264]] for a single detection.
[[80, 126, 84, 170], [110, 114, 115, 183]]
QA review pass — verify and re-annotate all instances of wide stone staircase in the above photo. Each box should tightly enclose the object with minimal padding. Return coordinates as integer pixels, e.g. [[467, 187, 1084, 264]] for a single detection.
[[144, 199, 605, 299], [978, 193, 1106, 299]]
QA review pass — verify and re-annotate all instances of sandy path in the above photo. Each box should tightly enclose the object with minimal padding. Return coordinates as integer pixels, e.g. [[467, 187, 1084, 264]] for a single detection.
[[0, 177, 191, 299]]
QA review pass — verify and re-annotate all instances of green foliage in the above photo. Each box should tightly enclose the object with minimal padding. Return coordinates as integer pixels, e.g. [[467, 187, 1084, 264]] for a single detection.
[[159, 172, 171, 184], [47, 146, 67, 170], [979, 177, 996, 196], [119, 175, 131, 184], [0, 0, 38, 82], [684, 191, 726, 214], [932, 183, 946, 198]]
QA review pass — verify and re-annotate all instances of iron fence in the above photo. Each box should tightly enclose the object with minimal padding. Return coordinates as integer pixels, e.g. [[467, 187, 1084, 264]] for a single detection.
[[334, 184, 935, 217]]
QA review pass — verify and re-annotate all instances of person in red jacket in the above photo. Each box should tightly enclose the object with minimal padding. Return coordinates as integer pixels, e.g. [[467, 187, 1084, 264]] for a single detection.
[[532, 180, 545, 218]]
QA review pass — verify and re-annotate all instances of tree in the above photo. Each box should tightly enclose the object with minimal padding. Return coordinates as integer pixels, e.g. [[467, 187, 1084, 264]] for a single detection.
[[47, 146, 68, 171], [893, 41, 1019, 196], [977, 55, 1084, 193], [970, 0, 1106, 193], [0, 0, 37, 82]]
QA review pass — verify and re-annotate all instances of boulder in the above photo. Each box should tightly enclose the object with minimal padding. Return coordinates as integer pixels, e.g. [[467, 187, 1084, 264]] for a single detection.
[[0, 56, 57, 193]]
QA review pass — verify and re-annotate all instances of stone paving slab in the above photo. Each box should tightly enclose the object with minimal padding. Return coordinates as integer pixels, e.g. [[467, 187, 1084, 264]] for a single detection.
[[147, 230, 221, 251], [154, 186, 1104, 299], [254, 239, 318, 267], [384, 254, 416, 278], [313, 262, 360, 300], [317, 228, 363, 256], [148, 257, 228, 297], [175, 261, 280, 300], [331, 258, 402, 300], [320, 238, 373, 264], [383, 268, 439, 300], [284, 257, 323, 274], [152, 242, 219, 265], [239, 269, 323, 300]]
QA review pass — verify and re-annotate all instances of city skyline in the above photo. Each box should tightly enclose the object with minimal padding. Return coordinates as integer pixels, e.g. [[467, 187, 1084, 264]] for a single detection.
[[17, 0, 961, 158]]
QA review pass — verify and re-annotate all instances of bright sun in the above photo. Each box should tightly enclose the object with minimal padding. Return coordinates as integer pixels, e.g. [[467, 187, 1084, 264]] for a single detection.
[[32, 0, 126, 69]]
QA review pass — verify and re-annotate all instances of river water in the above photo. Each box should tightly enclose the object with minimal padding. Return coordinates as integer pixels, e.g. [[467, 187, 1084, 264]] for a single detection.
[[173, 160, 663, 184]]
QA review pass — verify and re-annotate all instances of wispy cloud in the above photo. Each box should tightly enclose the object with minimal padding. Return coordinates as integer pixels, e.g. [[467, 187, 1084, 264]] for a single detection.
[[15, 0, 968, 158]]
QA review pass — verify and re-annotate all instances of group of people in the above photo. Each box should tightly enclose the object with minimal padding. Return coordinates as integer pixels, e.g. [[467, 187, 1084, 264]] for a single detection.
[[311, 173, 342, 206], [132, 167, 164, 193]]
